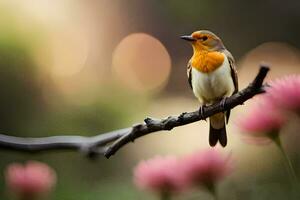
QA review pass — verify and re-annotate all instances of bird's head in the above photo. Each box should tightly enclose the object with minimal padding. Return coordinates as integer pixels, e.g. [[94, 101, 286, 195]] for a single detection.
[[181, 30, 225, 52]]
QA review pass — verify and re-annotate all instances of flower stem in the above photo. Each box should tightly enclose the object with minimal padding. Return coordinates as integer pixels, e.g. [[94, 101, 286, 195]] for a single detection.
[[207, 184, 218, 200], [20, 196, 36, 200], [160, 192, 171, 200], [273, 136, 298, 185], [212, 192, 218, 200]]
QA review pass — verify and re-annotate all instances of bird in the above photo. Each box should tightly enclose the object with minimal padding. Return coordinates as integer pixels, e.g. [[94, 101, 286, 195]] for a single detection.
[[181, 30, 238, 147]]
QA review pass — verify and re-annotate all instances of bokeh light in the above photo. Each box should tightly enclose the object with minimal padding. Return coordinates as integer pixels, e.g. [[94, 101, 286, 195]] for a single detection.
[[112, 33, 171, 93], [238, 42, 300, 86], [47, 28, 89, 77]]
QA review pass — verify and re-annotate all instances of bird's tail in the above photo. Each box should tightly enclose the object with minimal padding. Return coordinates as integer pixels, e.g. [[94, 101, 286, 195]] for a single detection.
[[209, 112, 227, 147]]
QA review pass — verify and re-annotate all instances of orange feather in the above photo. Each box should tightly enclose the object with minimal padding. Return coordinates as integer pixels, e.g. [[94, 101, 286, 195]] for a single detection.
[[191, 50, 225, 73]]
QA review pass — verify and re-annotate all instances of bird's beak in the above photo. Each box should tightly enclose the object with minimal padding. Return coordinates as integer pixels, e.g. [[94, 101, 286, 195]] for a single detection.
[[180, 35, 196, 42]]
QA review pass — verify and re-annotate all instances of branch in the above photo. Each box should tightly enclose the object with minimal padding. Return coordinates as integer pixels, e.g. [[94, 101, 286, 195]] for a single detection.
[[0, 128, 128, 157], [104, 65, 269, 158], [0, 65, 269, 158]]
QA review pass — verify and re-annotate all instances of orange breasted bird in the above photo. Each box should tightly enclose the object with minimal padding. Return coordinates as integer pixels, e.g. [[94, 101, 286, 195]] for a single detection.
[[181, 30, 238, 147]]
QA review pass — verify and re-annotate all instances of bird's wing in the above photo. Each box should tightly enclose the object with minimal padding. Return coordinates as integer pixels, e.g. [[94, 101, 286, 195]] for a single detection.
[[187, 60, 193, 90], [223, 50, 238, 94], [222, 49, 238, 123]]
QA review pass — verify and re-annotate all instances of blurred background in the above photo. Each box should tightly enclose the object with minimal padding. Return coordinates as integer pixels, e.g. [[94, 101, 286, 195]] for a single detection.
[[0, 0, 300, 199]]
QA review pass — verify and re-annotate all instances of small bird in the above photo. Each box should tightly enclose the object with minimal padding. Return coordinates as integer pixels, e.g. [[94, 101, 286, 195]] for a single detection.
[[181, 30, 238, 147]]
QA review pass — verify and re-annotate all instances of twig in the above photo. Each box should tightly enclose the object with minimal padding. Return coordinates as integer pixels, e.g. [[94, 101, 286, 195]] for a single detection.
[[0, 65, 269, 158], [104, 65, 269, 158], [0, 129, 129, 157]]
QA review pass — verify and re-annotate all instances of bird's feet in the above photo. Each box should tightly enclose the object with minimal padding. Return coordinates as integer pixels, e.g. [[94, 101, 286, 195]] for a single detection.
[[198, 105, 207, 121], [220, 97, 229, 110]]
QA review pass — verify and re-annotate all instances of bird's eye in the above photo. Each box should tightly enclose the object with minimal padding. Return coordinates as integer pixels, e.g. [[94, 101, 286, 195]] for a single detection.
[[202, 36, 208, 41]]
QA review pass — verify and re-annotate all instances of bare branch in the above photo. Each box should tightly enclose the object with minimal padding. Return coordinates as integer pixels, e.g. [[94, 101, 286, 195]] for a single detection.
[[104, 65, 269, 158], [0, 65, 270, 158], [0, 129, 129, 157]]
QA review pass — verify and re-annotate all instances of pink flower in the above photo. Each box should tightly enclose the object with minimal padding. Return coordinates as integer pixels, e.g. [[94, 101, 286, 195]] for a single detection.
[[267, 75, 300, 112], [133, 156, 185, 194], [5, 161, 56, 199], [238, 95, 286, 142], [181, 149, 232, 190]]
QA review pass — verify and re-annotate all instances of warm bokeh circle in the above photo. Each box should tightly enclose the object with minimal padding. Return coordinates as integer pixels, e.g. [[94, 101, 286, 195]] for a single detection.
[[112, 33, 171, 93]]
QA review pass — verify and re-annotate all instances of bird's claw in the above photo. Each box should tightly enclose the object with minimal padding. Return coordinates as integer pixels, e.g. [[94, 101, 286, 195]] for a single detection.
[[221, 97, 228, 110], [198, 105, 207, 121]]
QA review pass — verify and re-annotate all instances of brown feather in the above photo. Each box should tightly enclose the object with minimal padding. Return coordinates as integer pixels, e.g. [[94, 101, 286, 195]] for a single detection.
[[221, 49, 238, 123], [187, 61, 193, 90]]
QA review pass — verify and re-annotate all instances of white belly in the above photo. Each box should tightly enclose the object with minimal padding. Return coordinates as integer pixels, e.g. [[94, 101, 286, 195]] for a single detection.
[[191, 56, 235, 105]]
